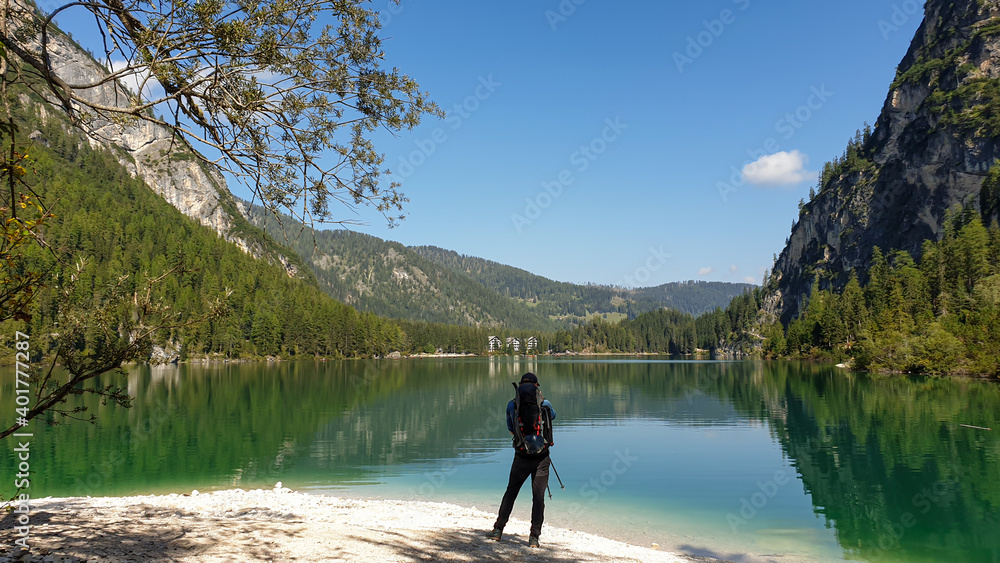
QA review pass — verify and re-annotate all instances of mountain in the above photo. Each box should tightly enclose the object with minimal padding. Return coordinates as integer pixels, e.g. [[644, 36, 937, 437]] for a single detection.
[[7, 98, 408, 360], [772, 0, 1000, 322], [244, 209, 563, 330], [628, 280, 758, 316], [412, 246, 754, 318], [8, 0, 302, 277], [246, 211, 753, 329], [410, 245, 637, 321]]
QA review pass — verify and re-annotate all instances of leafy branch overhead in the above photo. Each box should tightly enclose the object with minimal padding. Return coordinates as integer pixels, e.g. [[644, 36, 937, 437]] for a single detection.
[[0, 115, 55, 324], [0, 0, 442, 226]]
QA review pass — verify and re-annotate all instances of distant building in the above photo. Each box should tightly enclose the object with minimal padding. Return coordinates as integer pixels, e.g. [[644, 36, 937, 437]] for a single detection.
[[506, 337, 521, 352], [488, 336, 503, 352], [526, 337, 538, 351]]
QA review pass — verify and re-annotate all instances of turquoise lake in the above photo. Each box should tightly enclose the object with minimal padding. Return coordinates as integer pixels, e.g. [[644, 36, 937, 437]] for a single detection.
[[1, 358, 998, 562]]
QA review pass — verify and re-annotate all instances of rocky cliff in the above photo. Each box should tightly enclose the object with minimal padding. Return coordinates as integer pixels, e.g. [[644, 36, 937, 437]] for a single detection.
[[8, 0, 298, 275], [773, 0, 1000, 322]]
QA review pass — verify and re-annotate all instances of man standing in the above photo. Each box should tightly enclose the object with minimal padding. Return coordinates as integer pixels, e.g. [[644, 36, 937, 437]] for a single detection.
[[487, 372, 556, 548]]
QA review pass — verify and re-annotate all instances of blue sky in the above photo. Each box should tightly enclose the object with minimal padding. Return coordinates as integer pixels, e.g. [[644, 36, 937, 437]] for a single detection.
[[58, 0, 925, 287]]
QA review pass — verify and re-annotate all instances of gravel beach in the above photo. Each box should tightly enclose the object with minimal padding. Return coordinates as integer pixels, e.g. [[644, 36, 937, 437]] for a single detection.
[[0, 487, 728, 563]]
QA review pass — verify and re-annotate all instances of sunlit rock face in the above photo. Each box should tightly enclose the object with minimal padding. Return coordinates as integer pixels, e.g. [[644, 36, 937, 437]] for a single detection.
[[14, 0, 296, 274]]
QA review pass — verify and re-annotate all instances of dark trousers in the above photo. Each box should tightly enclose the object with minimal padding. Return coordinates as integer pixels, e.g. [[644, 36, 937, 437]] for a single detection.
[[494, 452, 550, 537]]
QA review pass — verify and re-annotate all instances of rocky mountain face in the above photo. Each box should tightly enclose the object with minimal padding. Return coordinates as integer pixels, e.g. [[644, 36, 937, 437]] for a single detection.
[[10, 0, 297, 275], [773, 0, 1000, 322]]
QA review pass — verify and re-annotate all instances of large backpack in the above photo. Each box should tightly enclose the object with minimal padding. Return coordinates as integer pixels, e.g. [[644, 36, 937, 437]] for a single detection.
[[511, 382, 553, 455]]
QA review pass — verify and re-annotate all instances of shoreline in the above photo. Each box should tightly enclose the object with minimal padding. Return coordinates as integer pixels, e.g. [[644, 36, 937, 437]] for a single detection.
[[6, 356, 994, 380], [1, 488, 727, 563]]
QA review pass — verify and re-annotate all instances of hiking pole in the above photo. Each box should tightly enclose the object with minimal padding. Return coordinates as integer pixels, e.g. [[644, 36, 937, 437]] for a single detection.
[[550, 459, 565, 490]]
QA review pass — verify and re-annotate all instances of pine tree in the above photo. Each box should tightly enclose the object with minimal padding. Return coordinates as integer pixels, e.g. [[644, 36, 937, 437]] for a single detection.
[[839, 271, 869, 346], [956, 217, 990, 293], [980, 162, 1000, 225], [920, 239, 947, 315], [890, 250, 931, 325], [865, 247, 892, 318], [989, 220, 1000, 273]]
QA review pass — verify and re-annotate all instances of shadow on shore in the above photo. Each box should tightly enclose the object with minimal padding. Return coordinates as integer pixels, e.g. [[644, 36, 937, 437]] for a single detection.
[[2, 499, 733, 562], [0, 499, 318, 562], [348, 528, 585, 562], [349, 528, 735, 562]]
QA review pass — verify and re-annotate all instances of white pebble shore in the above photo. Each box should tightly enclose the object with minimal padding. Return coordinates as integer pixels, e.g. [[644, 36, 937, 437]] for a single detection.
[[2, 487, 706, 563]]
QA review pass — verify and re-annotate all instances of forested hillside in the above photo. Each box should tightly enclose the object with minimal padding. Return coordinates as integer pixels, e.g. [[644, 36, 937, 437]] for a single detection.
[[249, 210, 753, 329], [560, 209, 1000, 375], [245, 209, 563, 331], [412, 245, 753, 318], [549, 291, 760, 356], [628, 280, 759, 317], [411, 245, 641, 319], [780, 211, 1000, 375], [2, 102, 409, 360]]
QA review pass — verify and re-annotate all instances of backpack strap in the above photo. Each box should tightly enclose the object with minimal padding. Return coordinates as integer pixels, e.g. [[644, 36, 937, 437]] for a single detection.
[[533, 386, 542, 438], [535, 387, 554, 447], [511, 382, 526, 451]]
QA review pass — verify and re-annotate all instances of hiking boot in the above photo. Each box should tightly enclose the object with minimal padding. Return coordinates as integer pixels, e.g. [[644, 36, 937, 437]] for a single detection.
[[528, 535, 540, 548], [486, 527, 503, 541]]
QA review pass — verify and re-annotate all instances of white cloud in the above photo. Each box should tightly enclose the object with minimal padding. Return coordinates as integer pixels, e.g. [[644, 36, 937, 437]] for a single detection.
[[742, 150, 811, 187], [730, 265, 739, 274], [109, 60, 161, 99], [743, 276, 757, 284], [698, 267, 714, 277], [251, 69, 284, 83]]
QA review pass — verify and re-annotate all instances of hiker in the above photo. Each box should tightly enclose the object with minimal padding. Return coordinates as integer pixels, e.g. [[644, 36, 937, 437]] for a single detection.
[[487, 372, 556, 548]]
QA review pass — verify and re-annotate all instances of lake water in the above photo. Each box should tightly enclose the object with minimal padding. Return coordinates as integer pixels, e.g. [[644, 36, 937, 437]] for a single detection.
[[2, 358, 998, 562]]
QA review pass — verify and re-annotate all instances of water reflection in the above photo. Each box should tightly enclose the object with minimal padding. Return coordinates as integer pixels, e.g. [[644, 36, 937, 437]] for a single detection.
[[1, 359, 998, 562]]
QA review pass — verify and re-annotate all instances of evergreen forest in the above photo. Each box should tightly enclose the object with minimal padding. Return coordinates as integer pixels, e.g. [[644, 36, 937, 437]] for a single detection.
[[560, 211, 1000, 377]]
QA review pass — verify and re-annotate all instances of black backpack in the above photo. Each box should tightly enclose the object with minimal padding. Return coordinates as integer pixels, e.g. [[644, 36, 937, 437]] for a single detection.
[[511, 382, 553, 455]]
